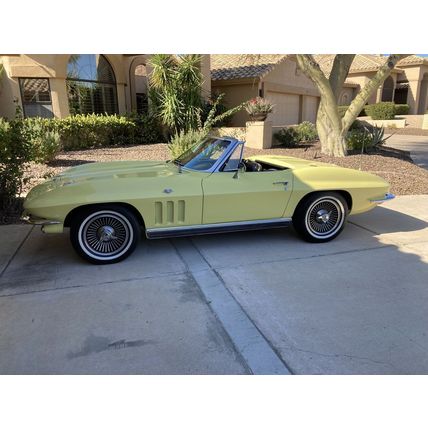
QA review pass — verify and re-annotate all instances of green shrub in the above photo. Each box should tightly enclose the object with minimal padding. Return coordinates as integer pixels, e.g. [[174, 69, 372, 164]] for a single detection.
[[365, 102, 395, 120], [274, 122, 317, 147], [294, 121, 318, 142], [21, 118, 61, 163], [48, 113, 164, 151], [346, 129, 373, 152], [338, 105, 366, 118], [346, 125, 389, 153], [168, 128, 209, 158], [274, 127, 299, 147], [167, 94, 245, 158], [394, 104, 410, 115], [0, 118, 34, 210]]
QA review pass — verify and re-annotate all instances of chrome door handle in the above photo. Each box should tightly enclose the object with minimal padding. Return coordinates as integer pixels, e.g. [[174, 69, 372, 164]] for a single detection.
[[273, 181, 288, 185]]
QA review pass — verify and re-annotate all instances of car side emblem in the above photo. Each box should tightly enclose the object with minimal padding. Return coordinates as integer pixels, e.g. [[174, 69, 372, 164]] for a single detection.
[[163, 188, 173, 194]]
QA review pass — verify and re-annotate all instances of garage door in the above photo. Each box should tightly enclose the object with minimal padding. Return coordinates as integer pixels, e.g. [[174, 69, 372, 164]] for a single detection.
[[266, 91, 300, 126], [304, 96, 319, 123]]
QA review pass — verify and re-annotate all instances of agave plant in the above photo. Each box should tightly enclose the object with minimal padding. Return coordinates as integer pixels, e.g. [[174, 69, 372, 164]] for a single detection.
[[369, 125, 391, 148]]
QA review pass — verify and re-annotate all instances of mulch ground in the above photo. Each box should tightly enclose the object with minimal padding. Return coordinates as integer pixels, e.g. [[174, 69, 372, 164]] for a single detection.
[[21, 141, 428, 199]]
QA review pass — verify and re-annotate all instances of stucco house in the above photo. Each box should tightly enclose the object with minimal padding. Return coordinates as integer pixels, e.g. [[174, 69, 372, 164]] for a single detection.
[[0, 54, 211, 120], [211, 54, 428, 126]]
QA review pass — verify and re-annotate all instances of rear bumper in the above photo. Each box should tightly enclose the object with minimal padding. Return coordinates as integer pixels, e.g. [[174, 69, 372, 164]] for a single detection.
[[369, 193, 395, 204]]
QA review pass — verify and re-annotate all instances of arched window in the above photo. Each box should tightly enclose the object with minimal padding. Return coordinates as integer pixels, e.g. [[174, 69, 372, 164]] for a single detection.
[[381, 76, 394, 102], [66, 54, 118, 115]]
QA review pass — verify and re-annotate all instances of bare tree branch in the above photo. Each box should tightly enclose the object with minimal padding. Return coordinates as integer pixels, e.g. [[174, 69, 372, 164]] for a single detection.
[[329, 54, 355, 100], [342, 54, 411, 130], [296, 54, 341, 130]]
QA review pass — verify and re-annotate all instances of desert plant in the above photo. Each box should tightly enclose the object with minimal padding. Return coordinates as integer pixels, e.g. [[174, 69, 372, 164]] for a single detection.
[[294, 121, 318, 142], [168, 128, 209, 159], [245, 97, 273, 118], [274, 127, 299, 147], [368, 125, 391, 148], [168, 94, 245, 158], [346, 128, 373, 152], [149, 54, 203, 134]]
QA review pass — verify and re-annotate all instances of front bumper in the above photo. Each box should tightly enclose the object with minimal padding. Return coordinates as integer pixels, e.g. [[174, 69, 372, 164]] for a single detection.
[[369, 192, 395, 204], [21, 213, 61, 226], [21, 213, 64, 233]]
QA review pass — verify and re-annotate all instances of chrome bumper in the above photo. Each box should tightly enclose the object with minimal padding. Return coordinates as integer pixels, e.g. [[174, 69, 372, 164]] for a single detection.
[[21, 214, 61, 226], [370, 193, 395, 204]]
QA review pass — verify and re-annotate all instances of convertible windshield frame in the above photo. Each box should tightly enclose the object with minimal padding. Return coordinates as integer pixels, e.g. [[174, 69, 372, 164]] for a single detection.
[[174, 137, 241, 173]]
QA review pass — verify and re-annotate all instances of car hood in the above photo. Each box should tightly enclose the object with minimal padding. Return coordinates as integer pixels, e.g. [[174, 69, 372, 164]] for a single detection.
[[55, 160, 177, 181], [24, 160, 177, 205]]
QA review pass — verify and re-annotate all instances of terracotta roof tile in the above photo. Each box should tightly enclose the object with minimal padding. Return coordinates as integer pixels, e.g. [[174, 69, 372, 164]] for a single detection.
[[211, 54, 289, 80], [397, 55, 428, 66]]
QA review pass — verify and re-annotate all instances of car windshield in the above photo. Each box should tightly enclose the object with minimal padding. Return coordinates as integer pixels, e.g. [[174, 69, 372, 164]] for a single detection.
[[174, 138, 232, 171]]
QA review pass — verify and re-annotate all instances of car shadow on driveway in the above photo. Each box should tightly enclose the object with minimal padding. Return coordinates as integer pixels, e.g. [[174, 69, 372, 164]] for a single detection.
[[1, 204, 428, 374]]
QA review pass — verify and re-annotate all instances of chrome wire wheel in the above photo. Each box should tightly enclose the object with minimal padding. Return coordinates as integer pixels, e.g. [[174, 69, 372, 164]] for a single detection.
[[78, 210, 134, 261], [304, 197, 345, 239]]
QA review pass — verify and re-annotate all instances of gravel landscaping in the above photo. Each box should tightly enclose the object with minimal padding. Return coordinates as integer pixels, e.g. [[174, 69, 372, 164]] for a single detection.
[[22, 141, 428, 197]]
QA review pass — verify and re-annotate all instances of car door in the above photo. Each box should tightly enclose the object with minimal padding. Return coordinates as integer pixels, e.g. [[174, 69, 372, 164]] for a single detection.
[[201, 148, 293, 224]]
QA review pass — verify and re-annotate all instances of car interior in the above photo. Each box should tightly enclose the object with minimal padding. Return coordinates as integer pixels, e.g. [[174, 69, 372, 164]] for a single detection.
[[241, 159, 288, 172]]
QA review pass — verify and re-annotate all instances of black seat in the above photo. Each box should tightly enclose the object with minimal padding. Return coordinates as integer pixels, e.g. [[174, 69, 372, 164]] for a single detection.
[[244, 160, 262, 172]]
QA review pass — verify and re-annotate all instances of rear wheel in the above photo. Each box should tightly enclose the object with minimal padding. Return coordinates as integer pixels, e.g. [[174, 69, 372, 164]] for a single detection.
[[292, 192, 348, 243], [70, 206, 140, 264]]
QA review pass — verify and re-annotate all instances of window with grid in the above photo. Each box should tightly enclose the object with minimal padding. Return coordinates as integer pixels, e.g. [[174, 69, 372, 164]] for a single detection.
[[66, 54, 118, 115], [19, 78, 54, 118]]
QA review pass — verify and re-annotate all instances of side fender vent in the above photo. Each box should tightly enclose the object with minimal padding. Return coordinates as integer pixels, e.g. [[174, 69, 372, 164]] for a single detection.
[[154, 200, 185, 225]]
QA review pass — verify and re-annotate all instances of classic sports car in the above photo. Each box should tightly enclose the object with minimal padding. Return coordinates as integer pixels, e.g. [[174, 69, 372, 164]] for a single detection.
[[22, 136, 394, 264]]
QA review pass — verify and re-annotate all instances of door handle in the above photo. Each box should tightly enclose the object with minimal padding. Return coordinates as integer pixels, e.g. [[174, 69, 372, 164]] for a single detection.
[[272, 181, 289, 190]]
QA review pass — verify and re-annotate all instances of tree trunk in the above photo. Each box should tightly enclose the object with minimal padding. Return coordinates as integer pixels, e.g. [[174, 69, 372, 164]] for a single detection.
[[316, 102, 347, 157]]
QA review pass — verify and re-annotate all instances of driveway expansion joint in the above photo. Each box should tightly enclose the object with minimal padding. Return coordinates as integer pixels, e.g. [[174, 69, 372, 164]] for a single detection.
[[0, 225, 34, 279], [171, 238, 292, 375]]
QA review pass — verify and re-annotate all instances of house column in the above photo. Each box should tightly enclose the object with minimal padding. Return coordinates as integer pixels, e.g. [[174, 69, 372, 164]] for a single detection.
[[407, 79, 421, 114], [49, 78, 69, 118]]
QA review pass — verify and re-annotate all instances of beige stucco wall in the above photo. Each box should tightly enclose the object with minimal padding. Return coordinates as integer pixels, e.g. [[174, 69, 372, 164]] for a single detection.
[[211, 81, 259, 126], [263, 58, 320, 126], [338, 87, 354, 105], [0, 54, 150, 119]]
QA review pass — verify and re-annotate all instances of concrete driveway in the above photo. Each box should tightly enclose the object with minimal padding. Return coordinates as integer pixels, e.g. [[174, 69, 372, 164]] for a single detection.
[[386, 134, 428, 169], [1, 195, 428, 374]]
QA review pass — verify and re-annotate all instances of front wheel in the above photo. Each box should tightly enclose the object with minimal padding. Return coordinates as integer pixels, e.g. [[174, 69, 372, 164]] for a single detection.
[[70, 206, 140, 264], [292, 192, 348, 243]]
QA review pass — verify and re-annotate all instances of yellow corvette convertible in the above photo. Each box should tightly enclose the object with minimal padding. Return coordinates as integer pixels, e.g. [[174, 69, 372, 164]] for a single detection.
[[22, 136, 393, 264]]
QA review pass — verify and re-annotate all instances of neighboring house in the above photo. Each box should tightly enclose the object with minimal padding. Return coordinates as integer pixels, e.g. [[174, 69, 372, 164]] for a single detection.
[[211, 54, 428, 126], [0, 54, 211, 119], [211, 54, 322, 127]]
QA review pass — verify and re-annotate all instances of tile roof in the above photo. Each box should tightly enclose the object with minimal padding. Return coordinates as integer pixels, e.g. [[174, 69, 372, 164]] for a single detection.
[[313, 54, 394, 76], [211, 54, 289, 80], [314, 54, 428, 75], [210, 54, 428, 82], [396, 55, 428, 66]]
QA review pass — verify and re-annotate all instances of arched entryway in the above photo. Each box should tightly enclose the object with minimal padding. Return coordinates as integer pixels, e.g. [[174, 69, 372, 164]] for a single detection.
[[394, 82, 409, 105], [418, 73, 428, 114], [128, 56, 149, 114], [66, 54, 118, 115], [381, 76, 394, 102]]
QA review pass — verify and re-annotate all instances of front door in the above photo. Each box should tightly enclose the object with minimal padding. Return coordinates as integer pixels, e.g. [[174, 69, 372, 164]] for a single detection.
[[202, 169, 293, 224]]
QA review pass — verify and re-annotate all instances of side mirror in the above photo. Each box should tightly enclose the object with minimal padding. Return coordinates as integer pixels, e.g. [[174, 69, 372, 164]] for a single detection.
[[233, 162, 245, 179]]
